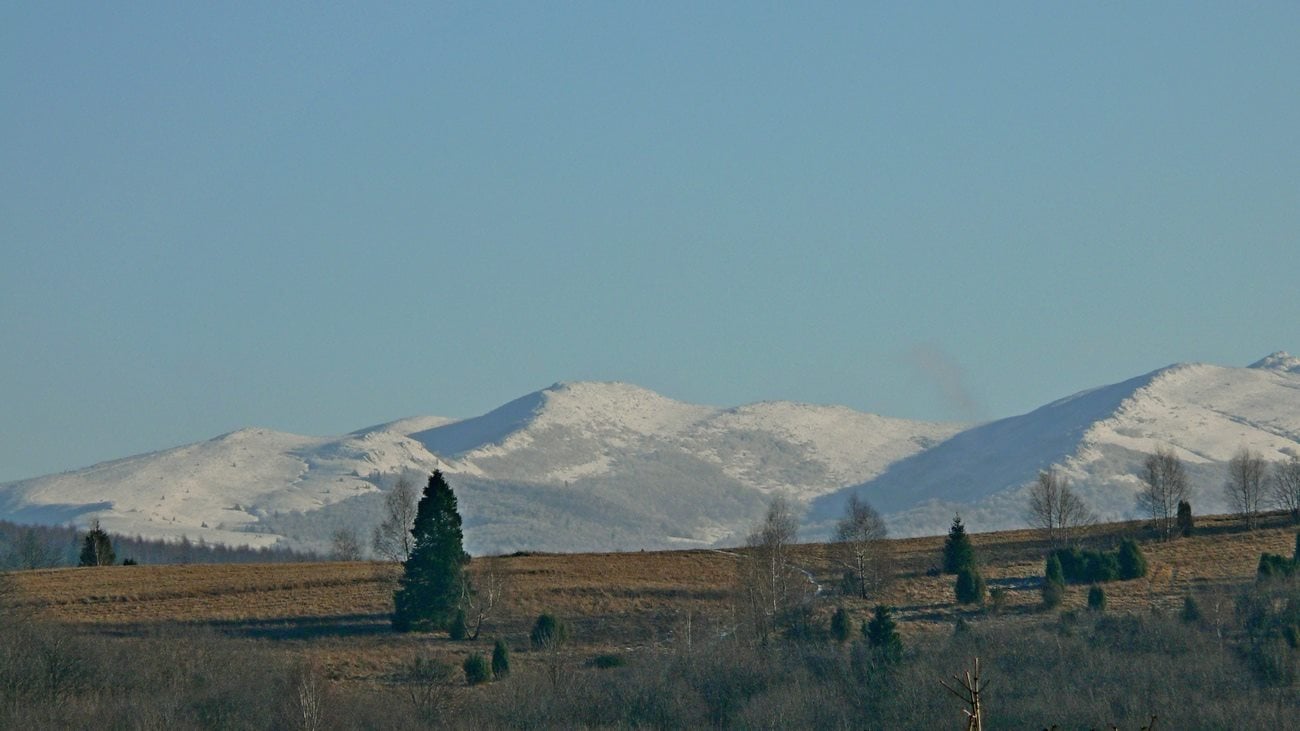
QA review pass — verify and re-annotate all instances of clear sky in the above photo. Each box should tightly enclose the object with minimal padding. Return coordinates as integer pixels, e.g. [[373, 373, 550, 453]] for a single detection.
[[3, 3, 1298, 483]]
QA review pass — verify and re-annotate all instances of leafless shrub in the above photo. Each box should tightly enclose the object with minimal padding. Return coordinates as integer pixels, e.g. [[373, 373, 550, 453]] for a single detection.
[[292, 661, 327, 731]]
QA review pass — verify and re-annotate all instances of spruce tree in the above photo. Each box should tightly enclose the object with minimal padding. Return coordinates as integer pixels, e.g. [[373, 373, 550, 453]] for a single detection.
[[954, 567, 986, 605], [863, 605, 902, 661], [78, 520, 115, 567], [392, 471, 470, 632], [943, 515, 975, 574], [1117, 539, 1147, 580], [1042, 554, 1065, 609], [1087, 585, 1106, 612], [491, 638, 511, 678], [449, 609, 468, 640], [1176, 500, 1194, 537], [830, 606, 851, 644]]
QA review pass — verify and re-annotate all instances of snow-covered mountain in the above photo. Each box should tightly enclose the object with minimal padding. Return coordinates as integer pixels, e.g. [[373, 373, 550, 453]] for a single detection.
[[810, 352, 1300, 537], [0, 382, 958, 554], [7, 353, 1299, 553]]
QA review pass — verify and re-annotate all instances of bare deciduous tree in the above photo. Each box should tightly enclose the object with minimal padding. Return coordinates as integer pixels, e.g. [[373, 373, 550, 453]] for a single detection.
[[372, 475, 419, 562], [330, 527, 363, 561], [1270, 454, 1300, 523], [459, 556, 508, 640], [1138, 446, 1190, 540], [834, 493, 890, 598], [735, 496, 808, 643], [1024, 467, 1095, 547], [1224, 447, 1267, 529], [14, 528, 59, 570]]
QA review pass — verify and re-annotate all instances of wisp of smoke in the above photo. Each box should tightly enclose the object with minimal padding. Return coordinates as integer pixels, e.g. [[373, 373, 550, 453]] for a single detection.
[[905, 344, 984, 422]]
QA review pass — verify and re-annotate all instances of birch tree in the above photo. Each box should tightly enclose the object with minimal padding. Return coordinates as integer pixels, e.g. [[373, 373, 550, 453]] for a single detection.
[[372, 475, 419, 562], [1138, 446, 1190, 540], [736, 496, 806, 643], [834, 494, 890, 598], [1270, 454, 1300, 522], [1224, 447, 1267, 529], [1025, 467, 1095, 547]]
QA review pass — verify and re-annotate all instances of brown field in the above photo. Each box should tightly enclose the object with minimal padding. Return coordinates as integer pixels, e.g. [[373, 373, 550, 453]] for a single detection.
[[7, 511, 1299, 685]]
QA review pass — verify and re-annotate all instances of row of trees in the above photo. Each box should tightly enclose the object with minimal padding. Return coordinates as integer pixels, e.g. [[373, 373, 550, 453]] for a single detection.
[[1224, 450, 1300, 529], [1144, 446, 1300, 535], [1027, 447, 1300, 547]]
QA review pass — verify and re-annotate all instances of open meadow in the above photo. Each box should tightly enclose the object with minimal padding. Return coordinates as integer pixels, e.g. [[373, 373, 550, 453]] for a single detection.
[[4, 512, 1300, 728]]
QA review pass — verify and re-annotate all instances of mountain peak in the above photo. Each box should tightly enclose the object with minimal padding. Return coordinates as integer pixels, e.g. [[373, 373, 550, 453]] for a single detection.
[[1248, 351, 1300, 374]]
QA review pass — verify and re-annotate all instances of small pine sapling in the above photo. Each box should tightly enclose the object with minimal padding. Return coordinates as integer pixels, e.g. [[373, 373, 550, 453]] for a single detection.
[[491, 638, 510, 678], [863, 605, 902, 662], [954, 567, 986, 605], [462, 653, 491, 685], [830, 606, 851, 644], [1087, 585, 1106, 612]]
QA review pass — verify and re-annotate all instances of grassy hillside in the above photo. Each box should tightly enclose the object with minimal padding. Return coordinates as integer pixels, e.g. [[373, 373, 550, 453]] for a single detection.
[[3, 511, 1299, 728], [14, 512, 1296, 626]]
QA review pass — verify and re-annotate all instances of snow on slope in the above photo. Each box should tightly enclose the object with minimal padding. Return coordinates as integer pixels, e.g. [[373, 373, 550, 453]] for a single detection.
[[0, 426, 449, 549], [10, 355, 1295, 552], [683, 402, 959, 500], [0, 382, 955, 553], [813, 353, 1300, 538]]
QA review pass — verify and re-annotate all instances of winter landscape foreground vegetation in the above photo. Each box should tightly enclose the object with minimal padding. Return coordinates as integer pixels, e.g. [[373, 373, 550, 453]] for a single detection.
[[3, 481, 1300, 729]]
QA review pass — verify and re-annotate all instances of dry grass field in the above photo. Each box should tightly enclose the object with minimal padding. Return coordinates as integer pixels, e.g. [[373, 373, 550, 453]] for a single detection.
[[7, 511, 1298, 686]]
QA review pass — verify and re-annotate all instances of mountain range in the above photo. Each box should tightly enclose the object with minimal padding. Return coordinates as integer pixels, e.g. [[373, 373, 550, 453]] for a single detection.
[[3, 353, 1299, 554]]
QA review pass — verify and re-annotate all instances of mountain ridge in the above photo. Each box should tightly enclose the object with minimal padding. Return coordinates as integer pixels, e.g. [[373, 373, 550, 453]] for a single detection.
[[4, 355, 1298, 553]]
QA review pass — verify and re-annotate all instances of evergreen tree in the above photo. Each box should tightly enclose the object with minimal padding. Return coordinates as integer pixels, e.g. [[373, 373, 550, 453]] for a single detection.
[[449, 609, 468, 640], [1042, 554, 1066, 609], [1176, 500, 1194, 537], [1087, 585, 1106, 612], [1045, 554, 1065, 586], [491, 638, 511, 678], [863, 605, 902, 661], [78, 520, 115, 567], [954, 566, 986, 605], [830, 606, 851, 644], [462, 653, 491, 685], [1117, 539, 1148, 580], [392, 471, 470, 632], [530, 613, 567, 650], [943, 515, 975, 574]]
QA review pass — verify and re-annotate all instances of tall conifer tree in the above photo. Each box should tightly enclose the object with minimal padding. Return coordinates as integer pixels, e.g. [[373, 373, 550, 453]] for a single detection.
[[942, 515, 975, 574], [392, 471, 470, 632]]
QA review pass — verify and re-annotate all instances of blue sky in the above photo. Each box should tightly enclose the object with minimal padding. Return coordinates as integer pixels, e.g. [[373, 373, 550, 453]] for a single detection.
[[3, 3, 1298, 482]]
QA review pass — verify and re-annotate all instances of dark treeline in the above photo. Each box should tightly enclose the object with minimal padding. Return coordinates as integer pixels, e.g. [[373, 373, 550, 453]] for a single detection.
[[0, 519, 320, 569]]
